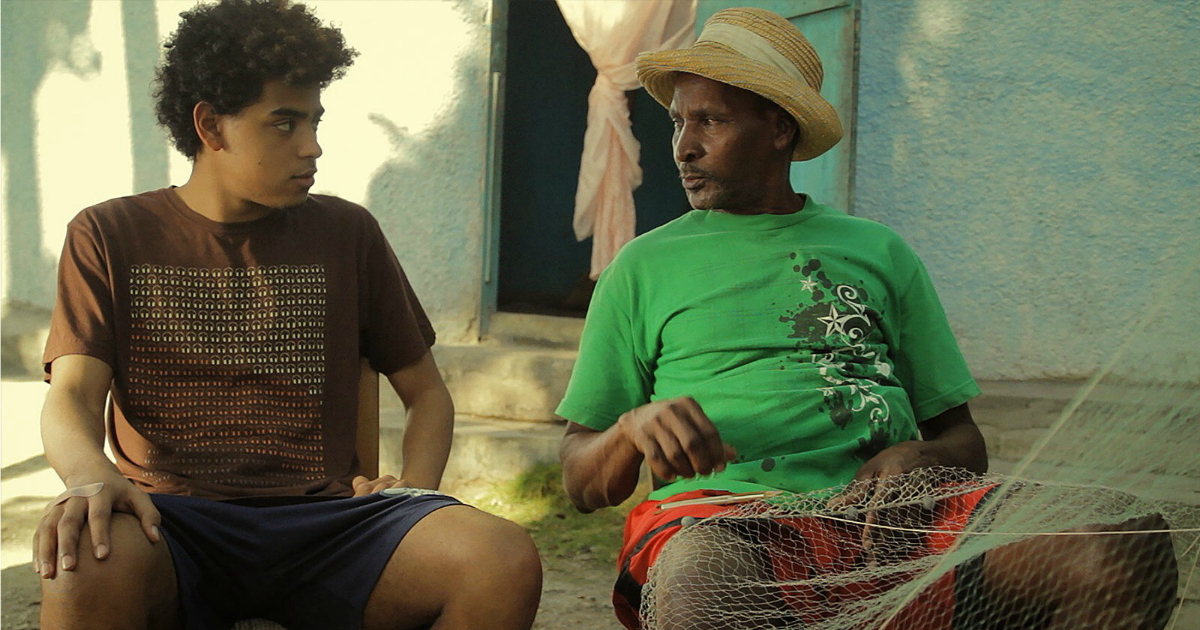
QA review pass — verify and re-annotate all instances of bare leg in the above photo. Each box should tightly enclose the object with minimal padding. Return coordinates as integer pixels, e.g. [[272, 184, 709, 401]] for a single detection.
[[362, 505, 543, 630], [977, 513, 1178, 630], [39, 513, 179, 630]]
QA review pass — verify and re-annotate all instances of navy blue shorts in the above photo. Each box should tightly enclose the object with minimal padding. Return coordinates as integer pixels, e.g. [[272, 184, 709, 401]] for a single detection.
[[150, 489, 461, 630]]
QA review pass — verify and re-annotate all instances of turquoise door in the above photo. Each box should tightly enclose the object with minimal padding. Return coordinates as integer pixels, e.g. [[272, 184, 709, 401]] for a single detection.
[[697, 0, 858, 213]]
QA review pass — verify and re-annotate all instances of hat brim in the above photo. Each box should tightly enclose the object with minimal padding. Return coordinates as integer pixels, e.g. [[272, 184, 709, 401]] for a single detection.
[[636, 46, 843, 162]]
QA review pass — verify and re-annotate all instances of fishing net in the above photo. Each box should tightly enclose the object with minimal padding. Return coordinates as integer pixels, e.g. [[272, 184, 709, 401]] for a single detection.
[[641, 255, 1199, 629]]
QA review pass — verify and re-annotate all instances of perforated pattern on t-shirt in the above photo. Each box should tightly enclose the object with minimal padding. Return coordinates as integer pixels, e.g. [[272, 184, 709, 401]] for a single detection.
[[127, 264, 327, 487]]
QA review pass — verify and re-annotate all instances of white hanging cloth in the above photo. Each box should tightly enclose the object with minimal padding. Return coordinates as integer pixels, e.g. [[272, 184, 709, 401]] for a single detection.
[[555, 0, 697, 278]]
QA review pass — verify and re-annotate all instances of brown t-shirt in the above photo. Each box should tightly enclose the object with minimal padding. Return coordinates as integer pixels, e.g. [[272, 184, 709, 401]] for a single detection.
[[43, 188, 435, 499]]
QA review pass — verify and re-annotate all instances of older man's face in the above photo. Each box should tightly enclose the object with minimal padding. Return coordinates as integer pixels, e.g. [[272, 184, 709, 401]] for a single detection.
[[669, 74, 783, 212]]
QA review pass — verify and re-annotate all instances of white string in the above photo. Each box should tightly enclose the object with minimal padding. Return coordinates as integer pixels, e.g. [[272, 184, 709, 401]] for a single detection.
[[811, 512, 1199, 537]]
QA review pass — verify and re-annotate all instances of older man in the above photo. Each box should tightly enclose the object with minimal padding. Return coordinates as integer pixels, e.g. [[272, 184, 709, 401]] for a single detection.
[[557, 7, 1176, 630]]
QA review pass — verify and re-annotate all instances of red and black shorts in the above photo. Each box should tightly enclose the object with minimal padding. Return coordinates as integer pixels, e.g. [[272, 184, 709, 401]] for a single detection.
[[613, 486, 999, 630]]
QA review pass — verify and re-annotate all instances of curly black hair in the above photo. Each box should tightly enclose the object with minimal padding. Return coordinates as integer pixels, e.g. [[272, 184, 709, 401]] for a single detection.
[[154, 0, 358, 159]]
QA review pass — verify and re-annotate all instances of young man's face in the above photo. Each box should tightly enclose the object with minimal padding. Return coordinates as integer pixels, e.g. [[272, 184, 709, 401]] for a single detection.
[[669, 74, 785, 212], [209, 81, 324, 209]]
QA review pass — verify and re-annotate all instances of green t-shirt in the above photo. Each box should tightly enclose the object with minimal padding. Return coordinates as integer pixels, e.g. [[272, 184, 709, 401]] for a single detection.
[[555, 199, 980, 500]]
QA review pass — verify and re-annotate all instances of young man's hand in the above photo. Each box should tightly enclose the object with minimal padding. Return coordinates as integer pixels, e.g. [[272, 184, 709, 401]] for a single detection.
[[351, 474, 411, 496], [33, 468, 161, 579], [616, 396, 738, 482]]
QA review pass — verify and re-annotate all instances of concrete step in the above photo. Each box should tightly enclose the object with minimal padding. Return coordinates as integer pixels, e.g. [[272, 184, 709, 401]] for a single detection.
[[973, 380, 1200, 473], [485, 312, 585, 350], [427, 343, 577, 423], [971, 380, 1077, 462], [379, 410, 563, 489], [418, 312, 586, 423]]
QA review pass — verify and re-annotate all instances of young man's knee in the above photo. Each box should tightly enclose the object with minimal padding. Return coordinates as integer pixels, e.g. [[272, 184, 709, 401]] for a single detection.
[[40, 513, 176, 628], [43, 513, 167, 587], [430, 510, 542, 625], [464, 514, 542, 588]]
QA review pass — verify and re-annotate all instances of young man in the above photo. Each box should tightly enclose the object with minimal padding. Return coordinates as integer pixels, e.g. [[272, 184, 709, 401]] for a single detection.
[[557, 8, 1176, 630], [34, 1, 541, 629]]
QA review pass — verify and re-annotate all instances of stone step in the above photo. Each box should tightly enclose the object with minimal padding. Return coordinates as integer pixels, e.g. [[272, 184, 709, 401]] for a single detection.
[[991, 459, 1200, 506], [485, 312, 585, 350], [973, 380, 1200, 470], [424, 343, 577, 423], [971, 380, 1077, 462], [408, 312, 585, 422], [379, 411, 563, 489]]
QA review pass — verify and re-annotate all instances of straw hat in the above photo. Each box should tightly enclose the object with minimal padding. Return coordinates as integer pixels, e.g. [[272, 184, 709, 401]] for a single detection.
[[636, 7, 843, 161]]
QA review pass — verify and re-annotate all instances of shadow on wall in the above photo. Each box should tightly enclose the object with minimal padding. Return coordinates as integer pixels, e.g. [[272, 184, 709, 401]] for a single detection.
[[1, 0, 99, 309], [121, 0, 170, 194], [2, 0, 169, 376], [362, 0, 486, 342]]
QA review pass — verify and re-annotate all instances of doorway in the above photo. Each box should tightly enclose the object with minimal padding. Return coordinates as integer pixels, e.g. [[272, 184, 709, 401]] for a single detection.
[[496, 0, 689, 318]]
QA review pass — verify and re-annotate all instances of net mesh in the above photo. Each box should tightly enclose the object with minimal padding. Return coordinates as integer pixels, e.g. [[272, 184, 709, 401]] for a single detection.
[[641, 255, 1199, 629]]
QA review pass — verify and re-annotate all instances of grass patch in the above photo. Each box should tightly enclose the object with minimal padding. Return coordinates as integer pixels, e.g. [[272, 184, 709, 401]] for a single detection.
[[461, 462, 646, 567]]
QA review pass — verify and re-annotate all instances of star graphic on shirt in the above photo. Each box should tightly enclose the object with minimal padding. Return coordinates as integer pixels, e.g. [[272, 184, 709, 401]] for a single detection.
[[817, 303, 856, 337], [799, 278, 819, 293]]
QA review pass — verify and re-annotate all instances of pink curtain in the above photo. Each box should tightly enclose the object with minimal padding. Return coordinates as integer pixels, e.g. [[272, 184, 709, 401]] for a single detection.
[[556, 0, 696, 279]]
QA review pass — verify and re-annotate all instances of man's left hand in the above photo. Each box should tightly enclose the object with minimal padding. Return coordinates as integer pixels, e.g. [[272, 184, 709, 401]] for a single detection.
[[829, 404, 987, 566], [828, 440, 945, 509], [853, 440, 945, 481], [831, 442, 952, 567], [351, 474, 411, 497]]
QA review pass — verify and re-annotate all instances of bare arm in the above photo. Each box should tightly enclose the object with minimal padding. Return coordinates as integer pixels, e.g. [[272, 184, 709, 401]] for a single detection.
[[385, 350, 454, 490], [915, 402, 988, 473], [36, 355, 161, 578], [41, 355, 116, 485], [559, 397, 738, 513], [836, 403, 987, 561], [560, 421, 644, 514]]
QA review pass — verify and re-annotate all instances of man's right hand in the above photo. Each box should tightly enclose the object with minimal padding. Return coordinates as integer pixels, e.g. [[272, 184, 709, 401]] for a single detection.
[[616, 396, 738, 482], [33, 468, 161, 579]]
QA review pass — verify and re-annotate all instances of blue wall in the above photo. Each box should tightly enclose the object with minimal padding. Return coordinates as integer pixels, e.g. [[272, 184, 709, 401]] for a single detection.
[[854, 0, 1200, 380]]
